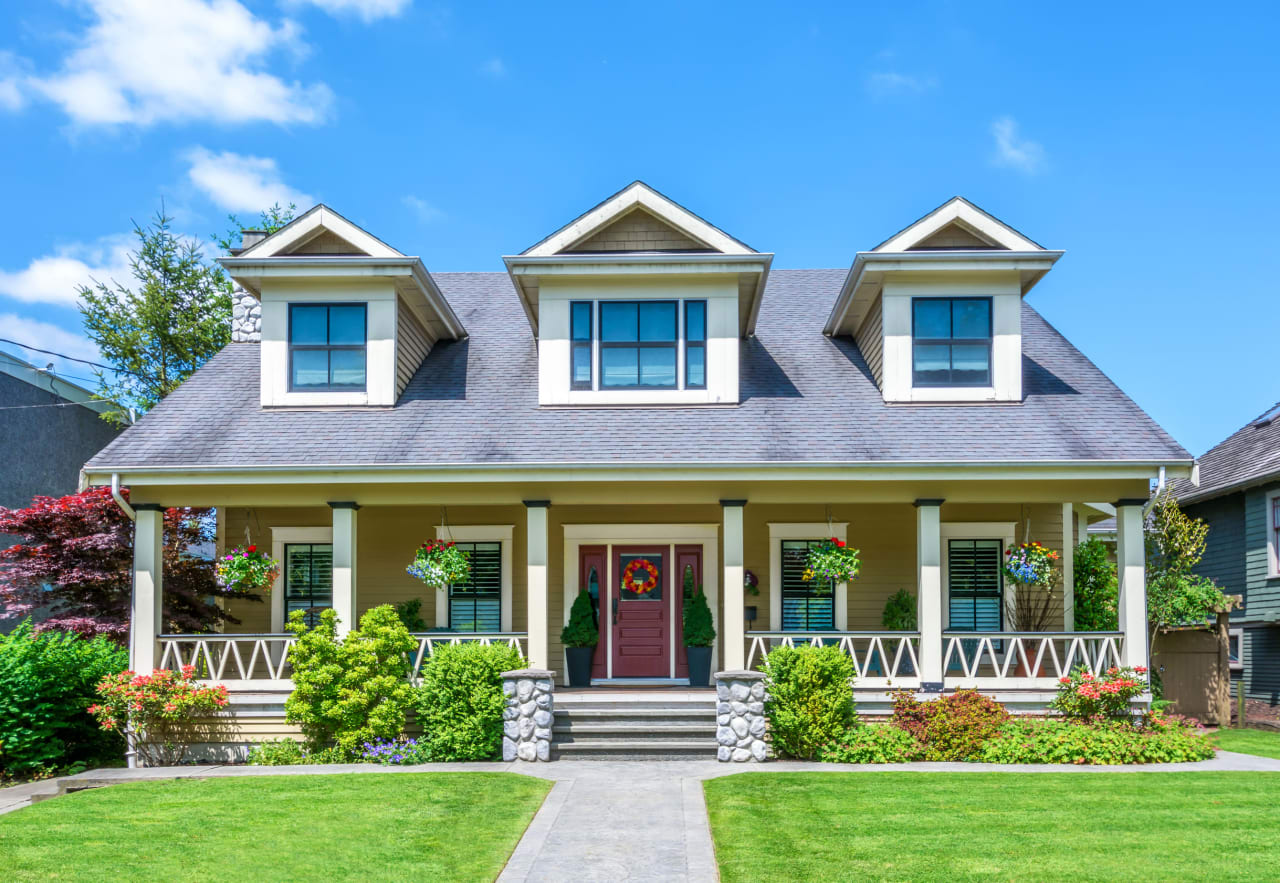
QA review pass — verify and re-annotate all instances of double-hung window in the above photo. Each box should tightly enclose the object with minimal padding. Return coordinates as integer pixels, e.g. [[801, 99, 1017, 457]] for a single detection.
[[448, 542, 502, 632], [568, 299, 707, 391], [912, 297, 992, 387], [289, 304, 367, 391], [780, 540, 835, 630]]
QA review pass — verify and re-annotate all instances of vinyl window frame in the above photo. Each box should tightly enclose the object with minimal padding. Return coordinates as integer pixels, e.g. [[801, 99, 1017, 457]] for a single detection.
[[287, 302, 368, 393], [910, 296, 993, 389], [567, 298, 708, 392], [1269, 489, 1280, 579]]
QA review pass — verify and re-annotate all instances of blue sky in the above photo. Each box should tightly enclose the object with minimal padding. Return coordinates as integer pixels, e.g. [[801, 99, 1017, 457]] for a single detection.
[[1, 1, 1276, 456]]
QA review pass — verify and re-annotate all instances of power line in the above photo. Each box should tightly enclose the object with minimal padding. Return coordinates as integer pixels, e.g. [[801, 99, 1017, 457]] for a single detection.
[[0, 338, 140, 376]]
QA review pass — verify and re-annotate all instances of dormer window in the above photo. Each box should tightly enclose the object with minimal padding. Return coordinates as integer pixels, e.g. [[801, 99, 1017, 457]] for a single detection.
[[289, 303, 368, 391], [568, 299, 707, 391], [911, 297, 991, 388]]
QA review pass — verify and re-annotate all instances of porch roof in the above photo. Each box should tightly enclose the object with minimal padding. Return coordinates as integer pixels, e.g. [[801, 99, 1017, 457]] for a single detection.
[[85, 269, 1190, 473]]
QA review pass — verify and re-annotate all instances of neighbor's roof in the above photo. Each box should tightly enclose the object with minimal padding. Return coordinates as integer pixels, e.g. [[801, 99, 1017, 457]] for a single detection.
[[1170, 401, 1280, 504], [84, 269, 1190, 471]]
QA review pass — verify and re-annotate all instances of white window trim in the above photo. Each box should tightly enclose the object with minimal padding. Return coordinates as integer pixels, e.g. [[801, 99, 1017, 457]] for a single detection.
[[1267, 490, 1280, 578], [939, 523, 1016, 632], [434, 525, 515, 632], [1228, 626, 1244, 671], [570, 297, 705, 394], [767, 523, 849, 632], [269, 526, 334, 633]]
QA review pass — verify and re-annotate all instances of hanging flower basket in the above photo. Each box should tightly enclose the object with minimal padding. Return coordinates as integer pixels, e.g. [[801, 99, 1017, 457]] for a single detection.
[[216, 545, 279, 595], [1003, 541, 1059, 587], [407, 539, 471, 588], [803, 538, 861, 591]]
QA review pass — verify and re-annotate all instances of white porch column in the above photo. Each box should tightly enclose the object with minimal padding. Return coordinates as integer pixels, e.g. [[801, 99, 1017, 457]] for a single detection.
[[915, 499, 944, 689], [130, 505, 164, 674], [329, 502, 359, 637], [1062, 503, 1075, 632], [524, 501, 550, 670], [1116, 499, 1149, 668], [721, 500, 746, 671]]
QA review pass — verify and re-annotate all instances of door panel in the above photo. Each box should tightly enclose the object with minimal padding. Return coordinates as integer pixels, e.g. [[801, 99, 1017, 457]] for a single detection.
[[612, 547, 670, 678], [579, 545, 607, 679], [674, 545, 702, 678]]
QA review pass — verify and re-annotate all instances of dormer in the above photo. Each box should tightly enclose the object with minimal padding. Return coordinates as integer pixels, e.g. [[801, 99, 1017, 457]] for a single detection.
[[824, 197, 1063, 403], [220, 205, 465, 408], [504, 182, 772, 406]]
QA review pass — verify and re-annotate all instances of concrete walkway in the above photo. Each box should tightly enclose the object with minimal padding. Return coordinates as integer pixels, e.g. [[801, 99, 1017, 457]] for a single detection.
[[3, 752, 1279, 880]]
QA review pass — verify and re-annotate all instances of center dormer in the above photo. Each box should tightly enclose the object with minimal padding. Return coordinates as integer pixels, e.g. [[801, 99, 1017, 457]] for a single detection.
[[505, 182, 772, 406]]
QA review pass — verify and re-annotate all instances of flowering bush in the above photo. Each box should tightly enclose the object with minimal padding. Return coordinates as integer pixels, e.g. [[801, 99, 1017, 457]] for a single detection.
[[1003, 541, 1059, 586], [406, 539, 471, 588], [820, 724, 925, 764], [359, 736, 433, 765], [215, 544, 279, 594], [979, 717, 1214, 765], [89, 665, 229, 766], [1051, 665, 1148, 722], [744, 569, 759, 596], [803, 538, 860, 589], [890, 689, 1010, 761]]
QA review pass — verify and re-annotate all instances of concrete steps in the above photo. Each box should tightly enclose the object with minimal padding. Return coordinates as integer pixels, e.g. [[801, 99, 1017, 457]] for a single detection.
[[551, 693, 717, 760]]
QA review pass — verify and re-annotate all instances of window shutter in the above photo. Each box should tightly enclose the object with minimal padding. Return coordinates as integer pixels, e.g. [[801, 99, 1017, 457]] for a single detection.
[[947, 539, 1003, 631], [449, 543, 502, 632], [780, 540, 835, 630]]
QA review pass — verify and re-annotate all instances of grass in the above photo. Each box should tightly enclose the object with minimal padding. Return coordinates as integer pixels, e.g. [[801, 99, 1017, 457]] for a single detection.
[[705, 771, 1280, 882], [1213, 727, 1280, 759], [0, 772, 550, 882]]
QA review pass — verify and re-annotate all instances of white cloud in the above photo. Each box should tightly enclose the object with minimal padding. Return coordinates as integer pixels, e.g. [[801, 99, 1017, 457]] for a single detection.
[[865, 71, 937, 98], [289, 0, 412, 22], [0, 313, 105, 382], [991, 116, 1046, 174], [0, 51, 27, 111], [402, 195, 443, 222], [481, 57, 506, 78], [0, 237, 134, 308], [24, 0, 332, 127], [185, 148, 313, 213]]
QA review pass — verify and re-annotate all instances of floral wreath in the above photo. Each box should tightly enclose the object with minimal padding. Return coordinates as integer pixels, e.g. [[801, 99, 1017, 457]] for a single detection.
[[621, 558, 660, 595]]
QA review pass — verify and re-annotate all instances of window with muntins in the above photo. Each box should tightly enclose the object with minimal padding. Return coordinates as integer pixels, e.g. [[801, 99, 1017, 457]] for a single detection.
[[912, 297, 992, 387], [569, 299, 707, 391], [284, 543, 333, 627], [289, 303, 367, 391], [448, 542, 502, 632], [781, 540, 835, 630], [947, 539, 1003, 631]]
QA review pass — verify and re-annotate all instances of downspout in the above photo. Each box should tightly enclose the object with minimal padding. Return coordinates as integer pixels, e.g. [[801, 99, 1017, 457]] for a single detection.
[[111, 473, 135, 521], [110, 473, 139, 768], [1143, 466, 1167, 517]]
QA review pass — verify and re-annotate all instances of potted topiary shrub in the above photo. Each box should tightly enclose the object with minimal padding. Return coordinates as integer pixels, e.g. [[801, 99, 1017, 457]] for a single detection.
[[683, 586, 716, 687], [560, 589, 598, 687]]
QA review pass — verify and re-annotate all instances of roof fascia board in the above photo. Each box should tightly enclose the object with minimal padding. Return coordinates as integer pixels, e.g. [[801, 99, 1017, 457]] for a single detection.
[[506, 254, 771, 274], [237, 205, 402, 259], [874, 197, 1045, 253], [0, 351, 117, 413]]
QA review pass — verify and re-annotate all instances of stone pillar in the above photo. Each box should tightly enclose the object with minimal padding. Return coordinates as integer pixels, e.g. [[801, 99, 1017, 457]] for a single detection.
[[914, 499, 944, 690], [502, 668, 555, 762], [130, 505, 165, 674], [524, 501, 550, 670], [715, 670, 768, 762], [721, 500, 746, 671], [1116, 499, 1149, 669], [330, 502, 359, 637], [231, 287, 262, 342]]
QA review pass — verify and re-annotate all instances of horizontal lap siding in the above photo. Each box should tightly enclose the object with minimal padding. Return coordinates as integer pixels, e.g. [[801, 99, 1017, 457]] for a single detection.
[[1243, 485, 1280, 702], [853, 295, 884, 388], [396, 299, 432, 397], [221, 506, 330, 633]]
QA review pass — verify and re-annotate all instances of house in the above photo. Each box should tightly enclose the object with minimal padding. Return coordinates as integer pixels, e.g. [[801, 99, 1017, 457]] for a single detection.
[[0, 350, 122, 632], [80, 183, 1191, 754], [1169, 405, 1280, 707]]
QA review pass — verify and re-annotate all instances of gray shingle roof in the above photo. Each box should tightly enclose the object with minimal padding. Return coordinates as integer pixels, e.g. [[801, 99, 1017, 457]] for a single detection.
[[1169, 401, 1280, 504], [85, 269, 1190, 470]]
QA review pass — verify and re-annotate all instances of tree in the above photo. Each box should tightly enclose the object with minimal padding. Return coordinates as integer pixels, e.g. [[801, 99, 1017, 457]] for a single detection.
[[213, 202, 297, 255], [0, 487, 258, 638], [78, 209, 233, 425], [1145, 493, 1231, 656]]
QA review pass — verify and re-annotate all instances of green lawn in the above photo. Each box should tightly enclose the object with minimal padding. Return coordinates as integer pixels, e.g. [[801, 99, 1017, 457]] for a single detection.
[[1213, 727, 1280, 759], [0, 772, 549, 882], [705, 772, 1280, 882]]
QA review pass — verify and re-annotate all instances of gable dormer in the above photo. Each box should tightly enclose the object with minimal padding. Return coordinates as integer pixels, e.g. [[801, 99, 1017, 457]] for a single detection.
[[824, 197, 1063, 403], [220, 205, 464, 408], [504, 182, 772, 406]]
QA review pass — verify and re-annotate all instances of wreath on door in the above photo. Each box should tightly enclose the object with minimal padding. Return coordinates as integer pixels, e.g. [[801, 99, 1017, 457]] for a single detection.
[[621, 558, 660, 595]]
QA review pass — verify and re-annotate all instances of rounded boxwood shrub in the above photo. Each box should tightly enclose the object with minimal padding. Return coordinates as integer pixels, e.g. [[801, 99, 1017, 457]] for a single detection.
[[415, 641, 527, 761], [820, 723, 925, 764], [762, 645, 857, 760]]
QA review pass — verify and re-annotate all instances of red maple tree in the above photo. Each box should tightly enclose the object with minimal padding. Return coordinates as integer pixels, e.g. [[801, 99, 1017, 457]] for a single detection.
[[0, 487, 259, 638]]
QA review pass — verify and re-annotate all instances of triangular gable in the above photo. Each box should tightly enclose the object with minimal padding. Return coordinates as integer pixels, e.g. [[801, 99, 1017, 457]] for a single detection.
[[872, 196, 1044, 253], [238, 204, 403, 259], [565, 206, 709, 253], [522, 181, 757, 257]]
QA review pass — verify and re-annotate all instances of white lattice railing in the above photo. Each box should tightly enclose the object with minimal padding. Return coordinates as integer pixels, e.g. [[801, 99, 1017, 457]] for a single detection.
[[746, 632, 922, 687], [942, 632, 1125, 687], [158, 632, 528, 689]]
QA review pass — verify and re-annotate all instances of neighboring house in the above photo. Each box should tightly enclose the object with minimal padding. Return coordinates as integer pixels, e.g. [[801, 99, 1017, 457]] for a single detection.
[[1170, 405, 1280, 706], [0, 349, 122, 631], [81, 183, 1191, 754]]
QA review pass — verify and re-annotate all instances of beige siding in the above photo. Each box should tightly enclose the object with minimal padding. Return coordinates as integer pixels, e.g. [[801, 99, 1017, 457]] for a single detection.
[[395, 298, 432, 396], [854, 294, 884, 387], [912, 222, 1000, 250], [289, 229, 367, 255], [565, 208, 707, 253]]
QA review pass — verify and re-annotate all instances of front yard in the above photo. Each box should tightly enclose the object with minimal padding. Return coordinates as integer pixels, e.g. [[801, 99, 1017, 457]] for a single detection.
[[1212, 727, 1280, 759], [705, 771, 1280, 882], [0, 773, 549, 882]]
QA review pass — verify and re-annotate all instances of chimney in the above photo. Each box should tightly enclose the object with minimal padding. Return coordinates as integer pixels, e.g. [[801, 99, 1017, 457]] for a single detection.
[[240, 229, 267, 250]]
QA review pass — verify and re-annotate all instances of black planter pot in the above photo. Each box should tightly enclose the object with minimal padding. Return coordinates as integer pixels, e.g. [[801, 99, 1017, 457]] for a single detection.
[[686, 645, 713, 688], [565, 646, 594, 687]]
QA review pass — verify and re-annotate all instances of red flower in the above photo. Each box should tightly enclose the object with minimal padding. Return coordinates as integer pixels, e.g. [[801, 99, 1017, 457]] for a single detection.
[[835, 540, 846, 548], [247, 544, 257, 553]]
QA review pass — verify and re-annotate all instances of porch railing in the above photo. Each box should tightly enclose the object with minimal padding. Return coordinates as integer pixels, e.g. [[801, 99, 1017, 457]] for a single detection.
[[746, 632, 922, 687], [407, 633, 528, 681], [942, 631, 1125, 688]]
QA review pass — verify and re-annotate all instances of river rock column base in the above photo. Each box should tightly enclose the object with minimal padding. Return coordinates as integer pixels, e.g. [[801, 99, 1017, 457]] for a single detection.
[[715, 670, 768, 762], [501, 668, 555, 762]]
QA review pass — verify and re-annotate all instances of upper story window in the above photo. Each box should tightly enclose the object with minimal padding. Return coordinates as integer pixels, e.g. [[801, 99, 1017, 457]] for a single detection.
[[289, 304, 367, 392], [912, 297, 992, 387], [569, 299, 707, 391]]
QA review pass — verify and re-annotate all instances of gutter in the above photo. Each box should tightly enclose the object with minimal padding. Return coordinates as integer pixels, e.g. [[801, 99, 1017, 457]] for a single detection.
[[110, 473, 135, 521]]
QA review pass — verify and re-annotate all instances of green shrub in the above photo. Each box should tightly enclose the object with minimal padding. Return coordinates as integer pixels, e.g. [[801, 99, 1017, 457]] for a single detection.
[[559, 590, 598, 648], [246, 737, 306, 766], [881, 588, 917, 630], [682, 586, 715, 647], [285, 605, 416, 759], [1073, 538, 1118, 631], [762, 645, 857, 760], [891, 689, 1010, 761], [0, 620, 128, 777], [415, 641, 527, 761], [979, 717, 1216, 764], [394, 598, 428, 632], [820, 723, 925, 763]]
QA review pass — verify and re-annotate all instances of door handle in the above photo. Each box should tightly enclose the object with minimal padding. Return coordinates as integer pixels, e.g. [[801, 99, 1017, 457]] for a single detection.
[[612, 602, 619, 626]]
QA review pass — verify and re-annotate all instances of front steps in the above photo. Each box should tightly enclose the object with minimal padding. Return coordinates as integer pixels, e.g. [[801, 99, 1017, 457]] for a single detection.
[[551, 691, 718, 760]]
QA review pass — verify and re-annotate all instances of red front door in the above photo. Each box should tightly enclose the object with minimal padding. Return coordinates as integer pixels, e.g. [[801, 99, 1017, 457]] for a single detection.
[[611, 546, 670, 677]]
